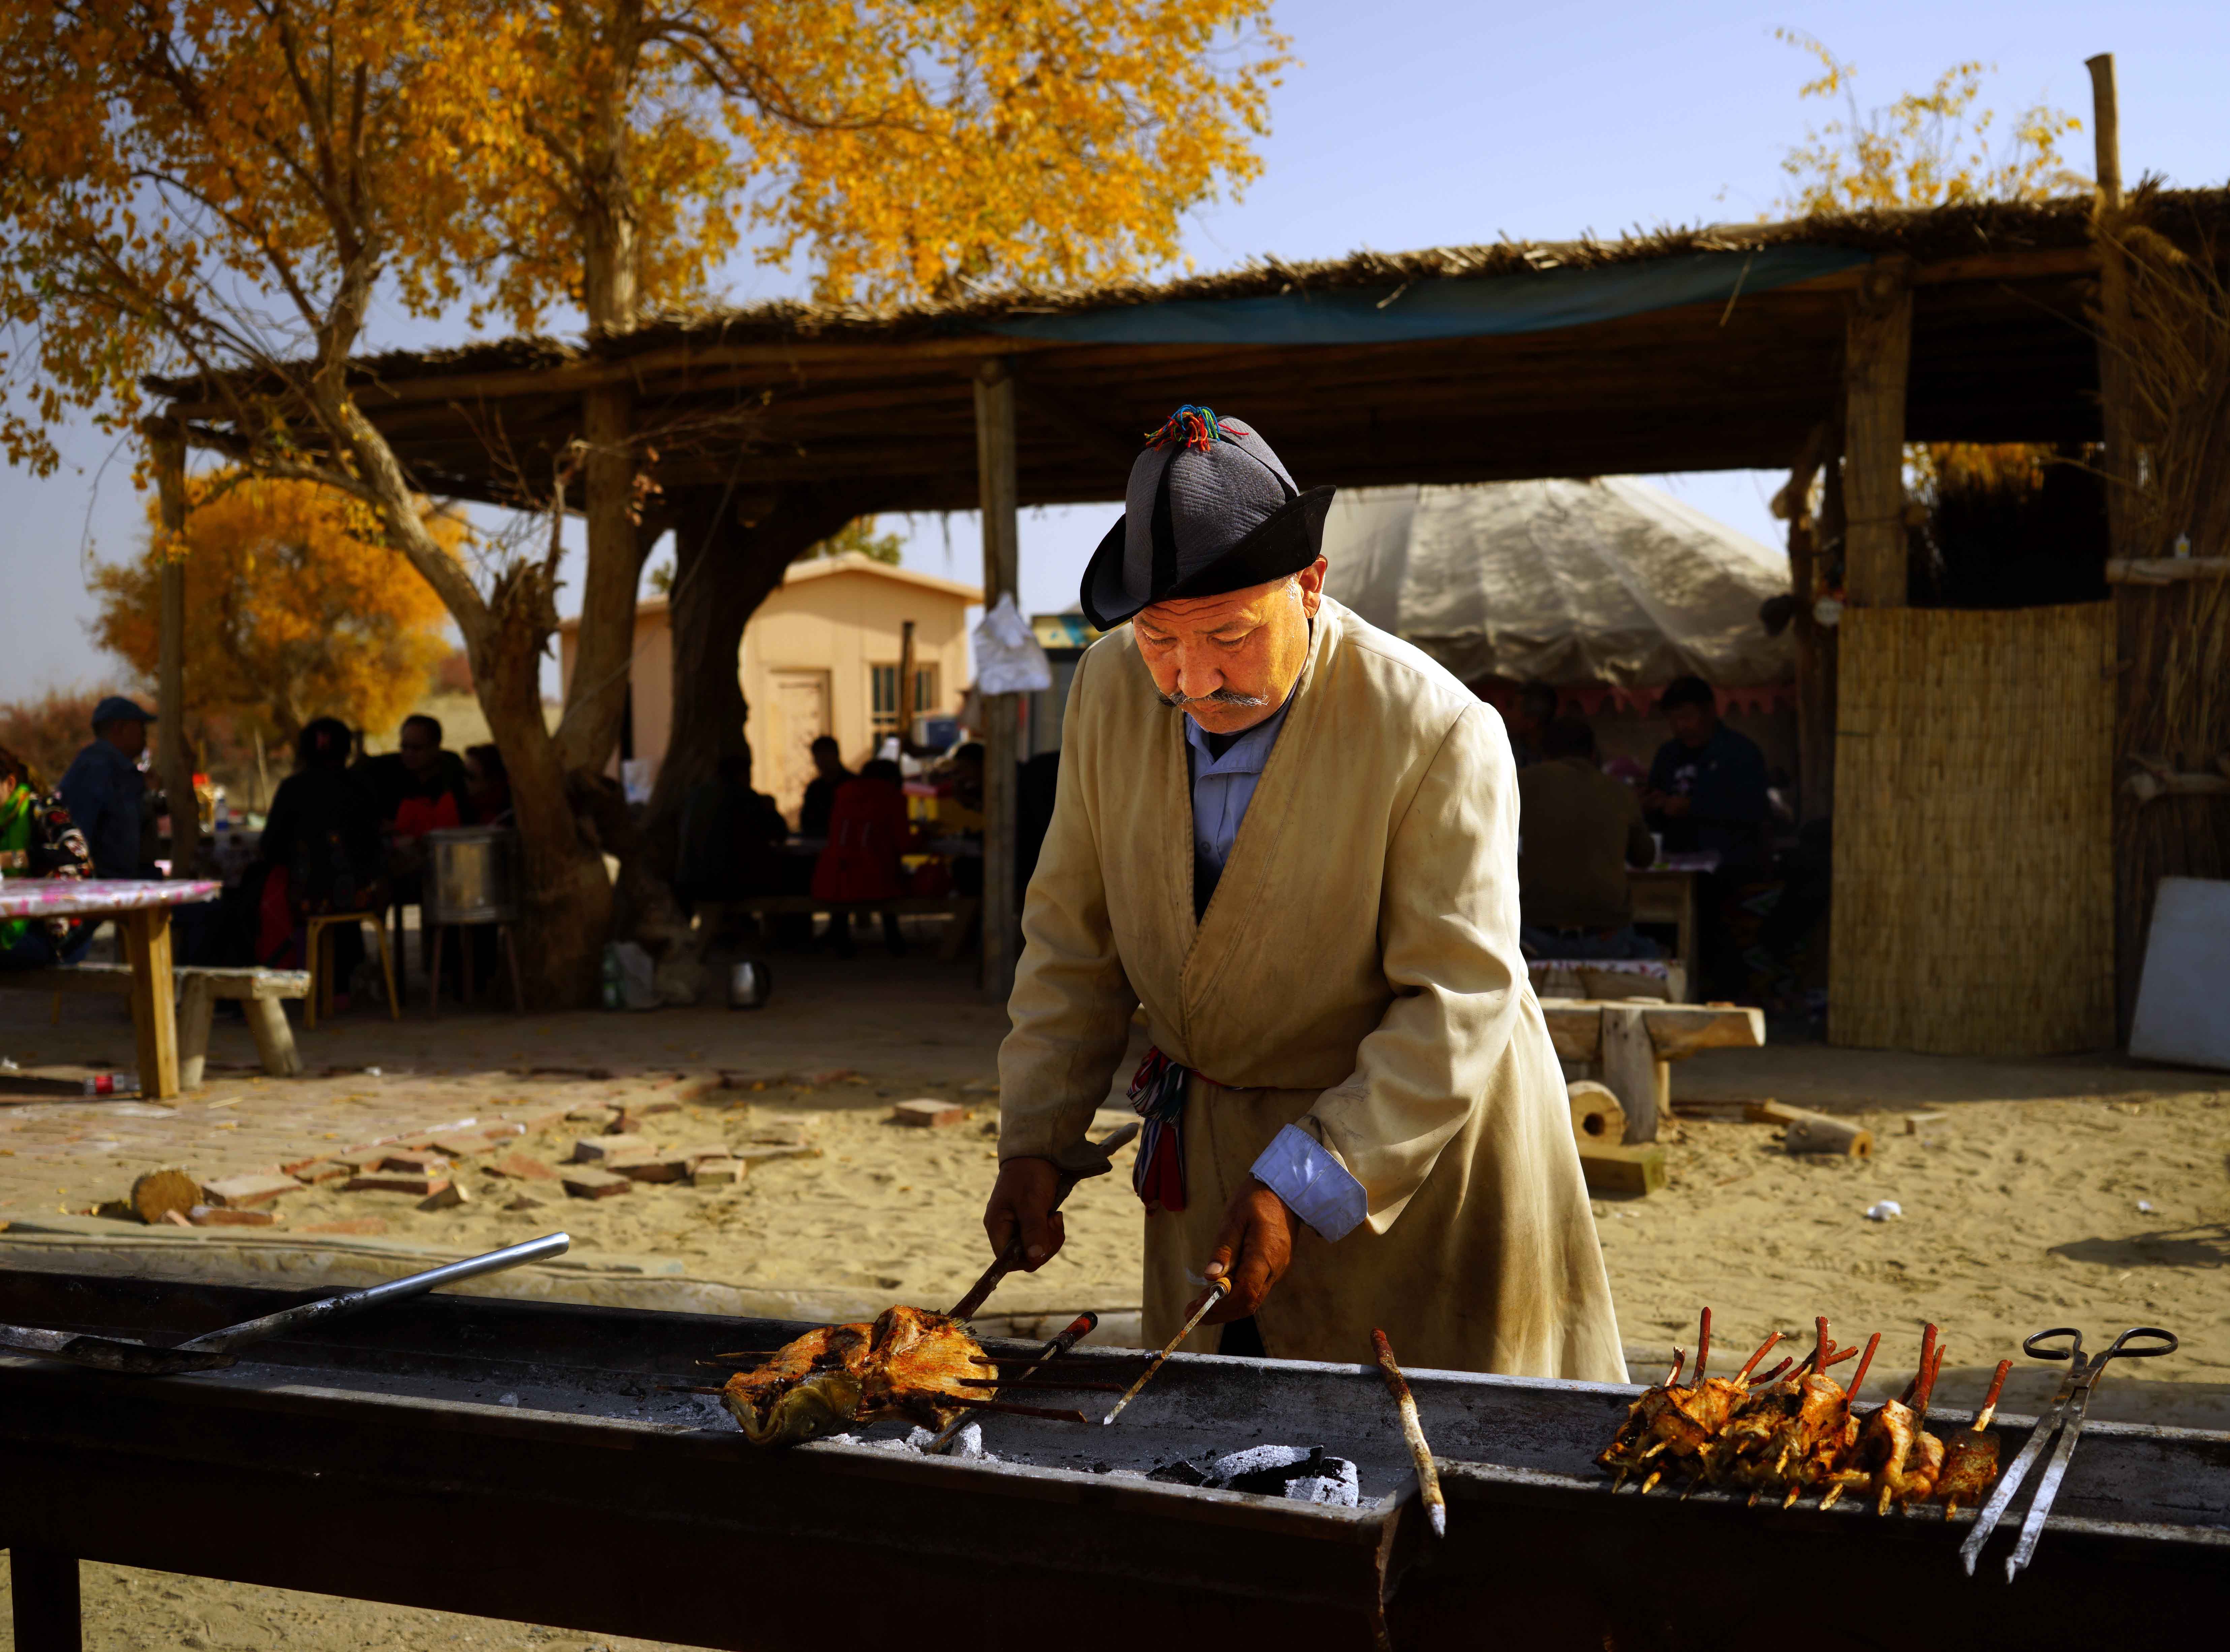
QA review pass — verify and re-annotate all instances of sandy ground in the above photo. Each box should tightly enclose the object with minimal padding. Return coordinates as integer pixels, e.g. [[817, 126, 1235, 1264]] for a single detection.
[[3, 955, 2227, 1649]]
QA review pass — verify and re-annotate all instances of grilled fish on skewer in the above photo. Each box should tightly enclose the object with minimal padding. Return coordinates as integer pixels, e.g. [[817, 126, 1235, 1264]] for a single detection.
[[720, 1305, 984, 1448]]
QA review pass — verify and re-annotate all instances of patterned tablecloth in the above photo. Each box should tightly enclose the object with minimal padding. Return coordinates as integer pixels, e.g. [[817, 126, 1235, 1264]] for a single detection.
[[0, 878, 220, 920]]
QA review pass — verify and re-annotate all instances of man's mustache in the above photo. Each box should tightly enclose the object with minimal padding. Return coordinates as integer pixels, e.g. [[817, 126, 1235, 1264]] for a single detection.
[[1158, 687, 1271, 708]]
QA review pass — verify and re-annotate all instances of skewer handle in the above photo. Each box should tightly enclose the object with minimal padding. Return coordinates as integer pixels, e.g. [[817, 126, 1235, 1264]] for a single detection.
[[1103, 1279, 1226, 1426], [1373, 1328, 1447, 1539]]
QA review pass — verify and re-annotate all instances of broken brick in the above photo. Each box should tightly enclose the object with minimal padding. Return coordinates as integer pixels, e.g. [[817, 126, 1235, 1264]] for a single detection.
[[690, 1158, 746, 1187], [419, 1180, 473, 1211], [346, 1170, 451, 1197], [892, 1099, 965, 1129], [201, 1172, 309, 1208], [487, 1152, 559, 1182], [571, 1134, 652, 1164], [561, 1167, 632, 1200], [371, 1148, 452, 1174]]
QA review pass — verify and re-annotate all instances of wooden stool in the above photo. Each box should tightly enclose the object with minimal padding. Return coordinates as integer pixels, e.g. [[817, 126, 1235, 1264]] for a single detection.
[[425, 918, 524, 1015], [305, 910, 399, 1029], [177, 966, 310, 1084]]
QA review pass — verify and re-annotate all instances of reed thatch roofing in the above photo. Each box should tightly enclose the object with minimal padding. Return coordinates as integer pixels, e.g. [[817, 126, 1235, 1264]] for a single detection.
[[154, 190, 2230, 514]]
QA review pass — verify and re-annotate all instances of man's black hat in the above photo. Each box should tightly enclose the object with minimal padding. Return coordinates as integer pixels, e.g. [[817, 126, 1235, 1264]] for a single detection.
[[1078, 407, 1335, 630]]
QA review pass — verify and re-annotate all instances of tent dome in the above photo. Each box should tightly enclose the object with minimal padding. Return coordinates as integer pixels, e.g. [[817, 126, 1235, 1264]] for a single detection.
[[1320, 477, 1793, 688]]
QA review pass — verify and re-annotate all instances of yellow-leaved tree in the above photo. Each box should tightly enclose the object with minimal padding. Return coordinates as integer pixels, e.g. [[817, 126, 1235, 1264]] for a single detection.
[[91, 476, 460, 749], [0, 1, 1284, 1004], [1773, 34, 2101, 606]]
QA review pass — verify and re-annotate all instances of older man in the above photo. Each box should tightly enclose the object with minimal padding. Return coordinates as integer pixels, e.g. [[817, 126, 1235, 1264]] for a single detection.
[[57, 696, 156, 880], [983, 408, 1623, 1379]]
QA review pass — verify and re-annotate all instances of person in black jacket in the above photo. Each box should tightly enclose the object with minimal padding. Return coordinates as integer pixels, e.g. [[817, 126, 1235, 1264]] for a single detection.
[[254, 718, 384, 996], [796, 736, 851, 838]]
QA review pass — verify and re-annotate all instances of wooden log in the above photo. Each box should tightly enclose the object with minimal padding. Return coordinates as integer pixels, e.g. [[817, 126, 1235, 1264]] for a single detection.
[[1540, 1004, 1604, 1063], [1566, 1080, 1627, 1146], [1742, 1100, 1808, 1126], [1784, 1114, 1874, 1158], [974, 357, 1022, 1003], [129, 1167, 204, 1226], [1640, 1004, 1767, 1057], [1579, 1142, 1667, 1197], [1842, 258, 1913, 607], [1600, 1006, 1666, 1144]]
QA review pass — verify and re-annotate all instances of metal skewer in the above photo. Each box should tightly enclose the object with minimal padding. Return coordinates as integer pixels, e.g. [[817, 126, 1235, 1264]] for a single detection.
[[928, 1311, 1099, 1454], [1372, 1328, 1447, 1538], [1102, 1278, 1227, 1426]]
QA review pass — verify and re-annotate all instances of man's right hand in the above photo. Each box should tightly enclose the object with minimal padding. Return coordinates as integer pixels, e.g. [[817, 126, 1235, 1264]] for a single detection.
[[982, 1156, 1065, 1271]]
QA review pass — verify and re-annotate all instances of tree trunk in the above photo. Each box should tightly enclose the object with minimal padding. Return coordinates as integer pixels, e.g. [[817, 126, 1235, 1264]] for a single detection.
[[638, 484, 869, 883], [554, 380, 648, 775], [477, 566, 613, 1008]]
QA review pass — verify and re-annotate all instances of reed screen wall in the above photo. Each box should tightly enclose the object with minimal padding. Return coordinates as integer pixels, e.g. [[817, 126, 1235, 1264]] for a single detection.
[[1829, 603, 2116, 1054]]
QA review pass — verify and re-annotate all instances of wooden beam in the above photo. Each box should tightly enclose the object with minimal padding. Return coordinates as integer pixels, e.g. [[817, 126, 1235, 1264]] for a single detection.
[[1642, 1004, 1767, 1057], [974, 358, 1022, 1002], [2107, 557, 2230, 583], [1779, 422, 1837, 823], [1842, 258, 1913, 606]]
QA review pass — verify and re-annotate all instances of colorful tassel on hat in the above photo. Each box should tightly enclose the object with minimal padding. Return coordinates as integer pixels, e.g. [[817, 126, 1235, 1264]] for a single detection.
[[1147, 404, 1226, 453]]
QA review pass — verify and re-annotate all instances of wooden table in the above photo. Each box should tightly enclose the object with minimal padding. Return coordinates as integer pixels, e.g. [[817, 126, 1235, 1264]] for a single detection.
[[1627, 854, 1718, 996], [0, 878, 219, 1099]]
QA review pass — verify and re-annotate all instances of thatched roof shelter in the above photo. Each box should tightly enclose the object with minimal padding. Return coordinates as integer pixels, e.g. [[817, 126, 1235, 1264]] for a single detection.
[[151, 192, 2230, 513]]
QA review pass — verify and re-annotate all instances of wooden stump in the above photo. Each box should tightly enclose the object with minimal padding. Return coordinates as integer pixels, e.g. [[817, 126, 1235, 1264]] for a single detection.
[[1784, 1113, 1874, 1157], [1566, 1080, 1628, 1146], [128, 1167, 204, 1226]]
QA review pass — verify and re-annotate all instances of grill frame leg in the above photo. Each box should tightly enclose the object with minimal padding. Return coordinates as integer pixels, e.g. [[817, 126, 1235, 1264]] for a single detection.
[[10, 1548, 83, 1652]]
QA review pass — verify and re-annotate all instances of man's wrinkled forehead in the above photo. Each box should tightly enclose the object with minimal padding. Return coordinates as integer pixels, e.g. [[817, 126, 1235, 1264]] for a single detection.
[[1136, 576, 1293, 635]]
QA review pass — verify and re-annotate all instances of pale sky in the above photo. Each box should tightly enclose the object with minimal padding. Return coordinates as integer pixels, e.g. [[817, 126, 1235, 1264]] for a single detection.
[[4, 0, 2225, 702]]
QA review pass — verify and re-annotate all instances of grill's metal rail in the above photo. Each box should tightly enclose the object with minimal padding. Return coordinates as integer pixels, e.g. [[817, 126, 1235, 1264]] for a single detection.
[[0, 1270, 2224, 1651]]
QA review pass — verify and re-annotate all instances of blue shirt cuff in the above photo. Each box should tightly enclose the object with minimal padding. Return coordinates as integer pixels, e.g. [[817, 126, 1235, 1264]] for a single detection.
[[1251, 1124, 1369, 1243]]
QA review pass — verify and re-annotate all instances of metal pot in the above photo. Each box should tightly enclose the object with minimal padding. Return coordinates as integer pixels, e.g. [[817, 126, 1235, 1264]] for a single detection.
[[425, 826, 519, 925], [727, 959, 774, 1009]]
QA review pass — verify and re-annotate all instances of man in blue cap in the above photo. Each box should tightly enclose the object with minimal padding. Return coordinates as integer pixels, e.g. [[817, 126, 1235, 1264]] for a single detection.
[[58, 696, 158, 880], [982, 407, 1623, 1381]]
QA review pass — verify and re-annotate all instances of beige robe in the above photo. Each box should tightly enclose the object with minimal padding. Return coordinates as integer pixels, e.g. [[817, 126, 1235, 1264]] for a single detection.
[[997, 597, 1624, 1382]]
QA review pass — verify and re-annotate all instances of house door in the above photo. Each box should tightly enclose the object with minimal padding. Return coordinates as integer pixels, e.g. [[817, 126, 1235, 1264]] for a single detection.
[[765, 669, 831, 822]]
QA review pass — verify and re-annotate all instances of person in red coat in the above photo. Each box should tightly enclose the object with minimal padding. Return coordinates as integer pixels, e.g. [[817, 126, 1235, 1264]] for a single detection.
[[810, 759, 916, 955]]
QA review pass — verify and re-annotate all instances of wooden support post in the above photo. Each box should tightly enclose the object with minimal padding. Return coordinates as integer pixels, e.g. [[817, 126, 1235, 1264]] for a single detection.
[[120, 905, 180, 1099], [1842, 259, 1913, 608], [973, 358, 1022, 1001], [2087, 53, 2141, 560], [149, 417, 197, 868], [1600, 1006, 1666, 1145], [11, 1548, 84, 1652], [1780, 423, 1837, 822]]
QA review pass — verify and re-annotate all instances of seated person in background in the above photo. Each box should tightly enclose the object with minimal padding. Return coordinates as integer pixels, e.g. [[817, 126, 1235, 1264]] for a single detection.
[[1516, 718, 1660, 961], [677, 749, 791, 908], [255, 718, 385, 999], [796, 736, 851, 838], [811, 757, 916, 956], [1504, 680, 1560, 769], [57, 695, 157, 880], [356, 713, 469, 884], [463, 742, 513, 826], [1642, 675, 1771, 877], [0, 744, 94, 967]]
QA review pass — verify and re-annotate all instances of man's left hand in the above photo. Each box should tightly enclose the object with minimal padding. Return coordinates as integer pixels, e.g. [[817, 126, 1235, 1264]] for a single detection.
[[1187, 1180, 1295, 1324]]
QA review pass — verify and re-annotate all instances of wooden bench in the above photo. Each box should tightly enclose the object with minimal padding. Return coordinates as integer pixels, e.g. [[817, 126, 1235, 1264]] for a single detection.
[[0, 963, 309, 1085], [1541, 999, 1765, 1144], [696, 895, 982, 962]]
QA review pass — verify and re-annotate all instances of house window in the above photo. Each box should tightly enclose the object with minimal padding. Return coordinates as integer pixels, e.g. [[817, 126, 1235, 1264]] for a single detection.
[[870, 664, 939, 738]]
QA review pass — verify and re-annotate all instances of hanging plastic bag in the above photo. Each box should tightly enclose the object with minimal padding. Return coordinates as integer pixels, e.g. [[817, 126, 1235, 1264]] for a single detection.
[[971, 594, 1054, 696]]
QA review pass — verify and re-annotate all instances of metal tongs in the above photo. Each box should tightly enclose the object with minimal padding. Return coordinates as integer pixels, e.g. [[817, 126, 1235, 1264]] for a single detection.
[[1957, 1324, 2177, 1580], [0, 1232, 571, 1376]]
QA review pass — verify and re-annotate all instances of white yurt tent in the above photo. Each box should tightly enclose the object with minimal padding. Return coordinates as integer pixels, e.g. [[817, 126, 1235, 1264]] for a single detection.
[[1320, 477, 1793, 689]]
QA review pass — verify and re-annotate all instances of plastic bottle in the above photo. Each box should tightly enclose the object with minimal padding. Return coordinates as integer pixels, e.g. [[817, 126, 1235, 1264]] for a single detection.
[[81, 1072, 138, 1096]]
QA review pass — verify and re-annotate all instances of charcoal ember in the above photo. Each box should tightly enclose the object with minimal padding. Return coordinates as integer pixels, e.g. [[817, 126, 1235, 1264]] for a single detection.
[[1154, 1445, 1362, 1505]]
